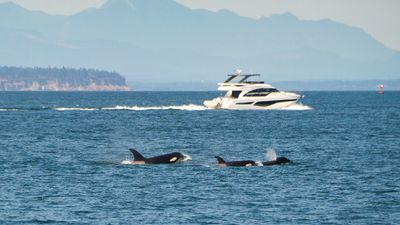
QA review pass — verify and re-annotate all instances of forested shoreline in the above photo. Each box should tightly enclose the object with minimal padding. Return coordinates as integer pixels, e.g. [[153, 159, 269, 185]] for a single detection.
[[0, 66, 130, 91]]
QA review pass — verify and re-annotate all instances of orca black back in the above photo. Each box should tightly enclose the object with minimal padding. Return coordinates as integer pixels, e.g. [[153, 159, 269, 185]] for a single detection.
[[215, 156, 226, 164], [215, 156, 256, 167], [263, 156, 291, 166], [129, 149, 184, 164], [144, 152, 184, 164]]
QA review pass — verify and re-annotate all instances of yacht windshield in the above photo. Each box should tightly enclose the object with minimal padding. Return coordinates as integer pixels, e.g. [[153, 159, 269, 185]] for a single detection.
[[226, 90, 242, 98], [224, 74, 260, 83], [232, 91, 241, 98]]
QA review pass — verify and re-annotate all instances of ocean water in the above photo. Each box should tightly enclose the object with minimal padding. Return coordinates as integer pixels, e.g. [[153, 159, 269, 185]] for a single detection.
[[0, 91, 399, 224]]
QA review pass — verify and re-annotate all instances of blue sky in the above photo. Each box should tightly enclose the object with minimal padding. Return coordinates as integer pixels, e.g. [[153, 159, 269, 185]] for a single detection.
[[1, 0, 399, 51]]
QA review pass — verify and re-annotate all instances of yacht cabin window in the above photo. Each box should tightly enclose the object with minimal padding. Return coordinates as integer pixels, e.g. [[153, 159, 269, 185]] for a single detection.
[[244, 88, 278, 97]]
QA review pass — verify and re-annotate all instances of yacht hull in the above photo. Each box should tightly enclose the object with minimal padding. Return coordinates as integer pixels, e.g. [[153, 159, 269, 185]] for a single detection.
[[203, 97, 299, 110]]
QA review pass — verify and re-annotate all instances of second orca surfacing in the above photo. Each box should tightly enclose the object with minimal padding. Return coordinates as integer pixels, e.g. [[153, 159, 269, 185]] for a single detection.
[[215, 156, 257, 167], [262, 157, 291, 166], [214, 154, 291, 167], [129, 149, 185, 164]]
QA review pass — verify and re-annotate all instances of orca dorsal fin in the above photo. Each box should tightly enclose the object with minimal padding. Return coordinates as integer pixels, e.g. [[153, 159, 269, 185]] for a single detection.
[[215, 156, 226, 164], [129, 148, 146, 161]]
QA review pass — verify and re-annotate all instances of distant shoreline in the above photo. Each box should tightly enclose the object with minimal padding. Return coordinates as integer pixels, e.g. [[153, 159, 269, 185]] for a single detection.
[[0, 66, 130, 91]]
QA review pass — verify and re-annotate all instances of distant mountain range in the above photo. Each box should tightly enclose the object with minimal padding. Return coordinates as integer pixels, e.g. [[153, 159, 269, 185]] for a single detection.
[[1, 0, 399, 84]]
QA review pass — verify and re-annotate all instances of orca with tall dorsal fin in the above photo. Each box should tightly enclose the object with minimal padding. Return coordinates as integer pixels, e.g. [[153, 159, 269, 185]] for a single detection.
[[215, 156, 257, 167], [129, 148, 185, 164]]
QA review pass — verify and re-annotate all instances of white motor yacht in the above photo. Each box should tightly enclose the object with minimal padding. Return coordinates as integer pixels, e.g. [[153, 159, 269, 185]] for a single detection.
[[203, 70, 301, 110]]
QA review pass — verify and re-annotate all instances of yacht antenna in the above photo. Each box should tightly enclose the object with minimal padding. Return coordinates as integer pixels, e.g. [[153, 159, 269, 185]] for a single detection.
[[234, 69, 242, 75]]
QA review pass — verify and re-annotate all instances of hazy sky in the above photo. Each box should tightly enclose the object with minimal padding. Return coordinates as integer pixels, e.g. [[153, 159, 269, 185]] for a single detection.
[[1, 0, 399, 51]]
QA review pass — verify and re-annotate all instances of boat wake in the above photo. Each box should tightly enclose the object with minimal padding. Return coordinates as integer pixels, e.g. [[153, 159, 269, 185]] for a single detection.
[[280, 103, 313, 111], [54, 107, 98, 111], [0, 108, 26, 111], [0, 104, 208, 111], [103, 104, 208, 111], [0, 103, 311, 111]]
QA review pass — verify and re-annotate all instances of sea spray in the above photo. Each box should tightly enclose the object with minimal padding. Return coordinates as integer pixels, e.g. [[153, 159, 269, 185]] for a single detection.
[[266, 148, 277, 161], [121, 160, 133, 165], [182, 153, 192, 162]]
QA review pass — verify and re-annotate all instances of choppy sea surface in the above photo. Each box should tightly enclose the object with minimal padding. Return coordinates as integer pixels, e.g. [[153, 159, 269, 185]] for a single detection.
[[0, 91, 399, 224]]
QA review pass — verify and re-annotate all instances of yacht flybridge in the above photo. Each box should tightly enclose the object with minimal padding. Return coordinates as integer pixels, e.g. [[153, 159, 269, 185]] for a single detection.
[[203, 70, 301, 110]]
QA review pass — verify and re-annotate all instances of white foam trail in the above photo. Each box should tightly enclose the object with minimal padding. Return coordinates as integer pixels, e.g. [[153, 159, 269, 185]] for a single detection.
[[280, 103, 313, 111], [266, 148, 277, 161], [0, 109, 19, 111], [102, 105, 150, 111], [103, 104, 208, 111], [54, 107, 98, 111]]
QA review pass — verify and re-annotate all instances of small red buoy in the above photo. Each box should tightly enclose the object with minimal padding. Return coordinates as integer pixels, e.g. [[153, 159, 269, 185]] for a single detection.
[[377, 84, 384, 94]]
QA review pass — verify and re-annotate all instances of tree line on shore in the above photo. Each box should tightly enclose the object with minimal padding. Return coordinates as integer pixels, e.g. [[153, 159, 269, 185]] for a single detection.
[[0, 66, 127, 86]]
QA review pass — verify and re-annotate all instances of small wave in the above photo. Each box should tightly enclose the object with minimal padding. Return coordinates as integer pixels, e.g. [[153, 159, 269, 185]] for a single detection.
[[280, 103, 313, 110], [53, 107, 98, 111], [103, 104, 208, 111]]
